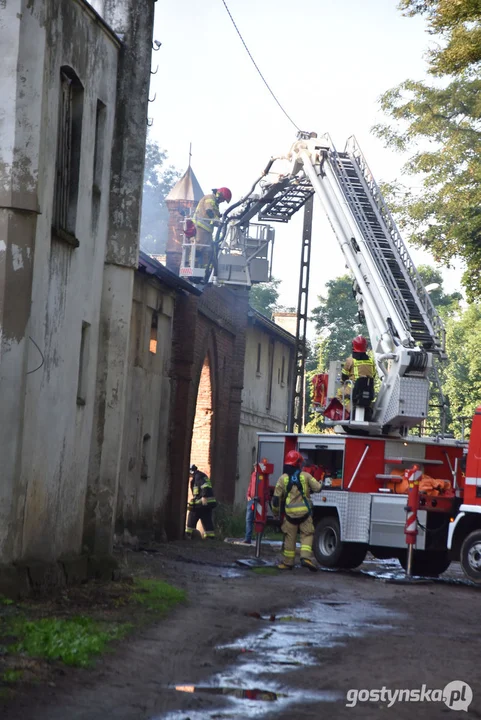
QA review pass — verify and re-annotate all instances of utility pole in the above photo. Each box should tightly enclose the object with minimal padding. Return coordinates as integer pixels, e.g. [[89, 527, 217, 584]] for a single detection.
[[289, 195, 313, 433]]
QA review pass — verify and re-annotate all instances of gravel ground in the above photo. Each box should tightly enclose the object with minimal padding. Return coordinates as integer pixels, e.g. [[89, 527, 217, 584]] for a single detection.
[[2, 538, 481, 720]]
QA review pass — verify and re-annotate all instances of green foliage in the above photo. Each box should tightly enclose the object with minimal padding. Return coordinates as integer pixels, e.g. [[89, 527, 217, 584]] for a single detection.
[[373, 0, 481, 300], [443, 304, 481, 437], [417, 265, 462, 317], [249, 278, 282, 318], [0, 597, 14, 606], [398, 0, 481, 74], [7, 617, 130, 668], [140, 138, 180, 256], [132, 579, 186, 614], [214, 503, 247, 539], [1, 670, 23, 683], [311, 274, 368, 369]]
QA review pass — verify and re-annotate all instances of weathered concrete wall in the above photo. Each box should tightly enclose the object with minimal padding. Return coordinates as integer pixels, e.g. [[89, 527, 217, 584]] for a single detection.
[[17, 0, 120, 561], [85, 0, 155, 554], [235, 322, 294, 505], [115, 273, 175, 542]]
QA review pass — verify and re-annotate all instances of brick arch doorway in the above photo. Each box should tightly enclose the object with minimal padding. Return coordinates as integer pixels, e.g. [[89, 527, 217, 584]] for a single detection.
[[190, 354, 214, 478]]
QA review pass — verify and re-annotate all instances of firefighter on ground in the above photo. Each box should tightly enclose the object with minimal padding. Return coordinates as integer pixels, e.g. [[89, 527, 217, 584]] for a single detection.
[[185, 465, 217, 539], [338, 334, 376, 418], [272, 451, 323, 571], [192, 187, 232, 268]]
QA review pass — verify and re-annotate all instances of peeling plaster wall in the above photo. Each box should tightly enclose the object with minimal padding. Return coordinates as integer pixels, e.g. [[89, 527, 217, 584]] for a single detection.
[[2, 0, 119, 563], [235, 324, 294, 506], [84, 0, 155, 555], [115, 274, 175, 542], [0, 0, 47, 561]]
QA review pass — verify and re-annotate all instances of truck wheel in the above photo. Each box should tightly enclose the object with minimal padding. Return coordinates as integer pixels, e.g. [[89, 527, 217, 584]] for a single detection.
[[370, 547, 398, 561], [313, 517, 367, 569], [461, 530, 481, 584], [398, 550, 451, 577], [338, 543, 367, 570], [313, 516, 343, 567]]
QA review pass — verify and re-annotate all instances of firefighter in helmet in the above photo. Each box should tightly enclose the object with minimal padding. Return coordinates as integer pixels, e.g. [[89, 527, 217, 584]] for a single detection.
[[272, 451, 322, 571], [338, 335, 376, 418], [185, 465, 217, 539], [192, 187, 232, 268]]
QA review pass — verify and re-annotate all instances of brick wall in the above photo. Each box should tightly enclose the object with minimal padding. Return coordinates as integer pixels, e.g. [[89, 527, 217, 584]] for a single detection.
[[165, 285, 249, 538], [190, 356, 213, 476]]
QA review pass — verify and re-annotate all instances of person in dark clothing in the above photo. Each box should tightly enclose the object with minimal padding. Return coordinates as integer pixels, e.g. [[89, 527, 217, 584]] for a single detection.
[[185, 465, 217, 539]]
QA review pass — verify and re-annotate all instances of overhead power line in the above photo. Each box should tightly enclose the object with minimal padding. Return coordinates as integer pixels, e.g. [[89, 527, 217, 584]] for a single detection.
[[221, 0, 301, 132]]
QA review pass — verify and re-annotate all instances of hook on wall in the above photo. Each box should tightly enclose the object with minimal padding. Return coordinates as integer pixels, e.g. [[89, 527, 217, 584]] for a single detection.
[[152, 40, 162, 51], [148, 93, 157, 103], [151, 65, 159, 75], [147, 118, 154, 127]]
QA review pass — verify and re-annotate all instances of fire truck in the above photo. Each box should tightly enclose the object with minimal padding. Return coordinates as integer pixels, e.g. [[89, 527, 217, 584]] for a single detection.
[[181, 132, 480, 582]]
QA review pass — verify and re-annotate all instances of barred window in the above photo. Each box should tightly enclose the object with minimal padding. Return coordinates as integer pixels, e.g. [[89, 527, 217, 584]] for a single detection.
[[53, 67, 84, 240]]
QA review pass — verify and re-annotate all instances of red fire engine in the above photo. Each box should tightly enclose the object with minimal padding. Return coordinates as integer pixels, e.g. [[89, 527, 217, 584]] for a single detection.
[[207, 132, 479, 582]]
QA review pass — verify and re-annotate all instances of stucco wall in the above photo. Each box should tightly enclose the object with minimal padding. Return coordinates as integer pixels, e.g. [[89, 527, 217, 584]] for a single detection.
[[16, 0, 120, 561], [235, 323, 294, 506], [115, 273, 175, 541]]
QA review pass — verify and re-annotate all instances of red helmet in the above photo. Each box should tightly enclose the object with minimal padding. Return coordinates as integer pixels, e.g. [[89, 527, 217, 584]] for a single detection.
[[285, 450, 304, 467], [352, 335, 367, 353], [216, 187, 232, 203]]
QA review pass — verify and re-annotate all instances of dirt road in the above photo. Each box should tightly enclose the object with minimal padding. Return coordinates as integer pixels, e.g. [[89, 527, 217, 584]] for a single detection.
[[3, 539, 481, 719]]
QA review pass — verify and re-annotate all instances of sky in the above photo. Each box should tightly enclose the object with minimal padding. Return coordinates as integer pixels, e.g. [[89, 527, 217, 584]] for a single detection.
[[149, 0, 464, 327]]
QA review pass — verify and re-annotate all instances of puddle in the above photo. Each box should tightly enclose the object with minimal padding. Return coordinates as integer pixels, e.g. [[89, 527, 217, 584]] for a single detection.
[[153, 597, 401, 720], [175, 685, 286, 701]]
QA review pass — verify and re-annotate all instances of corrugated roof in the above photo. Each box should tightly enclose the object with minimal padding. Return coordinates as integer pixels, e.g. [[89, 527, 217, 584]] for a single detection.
[[166, 166, 204, 203]]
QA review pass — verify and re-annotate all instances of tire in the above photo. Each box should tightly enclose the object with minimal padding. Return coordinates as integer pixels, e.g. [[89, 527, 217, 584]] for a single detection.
[[460, 530, 481, 584], [313, 516, 342, 567], [370, 546, 398, 561], [398, 549, 451, 577], [313, 516, 367, 569], [339, 543, 368, 570]]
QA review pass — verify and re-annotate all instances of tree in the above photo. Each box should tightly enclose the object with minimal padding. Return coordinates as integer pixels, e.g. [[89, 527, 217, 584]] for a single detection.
[[140, 139, 180, 256], [443, 304, 481, 438], [417, 264, 462, 316], [373, 0, 481, 301], [311, 274, 368, 369], [249, 278, 282, 318]]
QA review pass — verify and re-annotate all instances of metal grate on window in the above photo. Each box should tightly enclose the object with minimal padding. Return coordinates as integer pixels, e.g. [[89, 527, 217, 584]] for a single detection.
[[53, 72, 73, 232]]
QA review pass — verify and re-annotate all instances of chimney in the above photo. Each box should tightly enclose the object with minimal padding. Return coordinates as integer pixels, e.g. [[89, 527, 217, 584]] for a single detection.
[[165, 166, 204, 275]]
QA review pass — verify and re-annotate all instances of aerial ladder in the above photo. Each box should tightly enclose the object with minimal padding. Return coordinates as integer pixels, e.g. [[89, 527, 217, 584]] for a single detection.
[[209, 131, 446, 437]]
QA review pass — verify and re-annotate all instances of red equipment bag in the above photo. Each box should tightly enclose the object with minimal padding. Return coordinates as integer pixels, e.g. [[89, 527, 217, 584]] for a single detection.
[[323, 397, 349, 421], [312, 373, 328, 407], [184, 218, 196, 239]]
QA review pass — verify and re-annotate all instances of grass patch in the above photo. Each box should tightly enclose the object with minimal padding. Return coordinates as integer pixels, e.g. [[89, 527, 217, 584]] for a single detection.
[[7, 616, 131, 668], [132, 578, 186, 615], [251, 567, 279, 576], [2, 669, 23, 683], [214, 503, 247, 539]]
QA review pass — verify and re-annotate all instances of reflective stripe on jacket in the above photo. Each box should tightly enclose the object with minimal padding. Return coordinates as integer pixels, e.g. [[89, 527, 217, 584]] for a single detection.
[[189, 471, 217, 508], [344, 356, 375, 380], [193, 194, 220, 234], [273, 472, 322, 518]]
